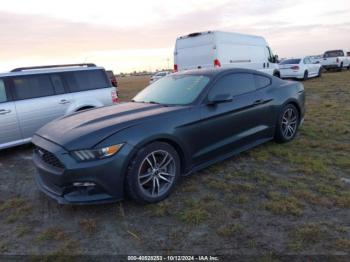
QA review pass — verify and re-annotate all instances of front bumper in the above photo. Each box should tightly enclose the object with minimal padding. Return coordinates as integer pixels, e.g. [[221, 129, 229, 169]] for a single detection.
[[32, 135, 132, 205]]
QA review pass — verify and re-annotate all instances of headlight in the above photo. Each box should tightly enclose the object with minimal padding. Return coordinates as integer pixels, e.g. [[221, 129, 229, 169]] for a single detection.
[[71, 144, 123, 162]]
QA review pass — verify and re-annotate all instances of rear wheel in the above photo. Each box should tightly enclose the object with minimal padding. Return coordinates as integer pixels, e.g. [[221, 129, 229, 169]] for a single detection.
[[338, 63, 343, 72], [274, 104, 299, 143], [303, 71, 308, 81], [125, 142, 181, 203]]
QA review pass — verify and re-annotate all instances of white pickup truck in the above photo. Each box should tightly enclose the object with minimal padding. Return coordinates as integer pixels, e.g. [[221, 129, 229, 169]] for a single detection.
[[321, 50, 350, 71]]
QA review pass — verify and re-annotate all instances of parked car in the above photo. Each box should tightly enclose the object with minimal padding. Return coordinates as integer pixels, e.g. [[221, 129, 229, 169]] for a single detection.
[[174, 31, 281, 77], [106, 70, 119, 99], [279, 57, 322, 80], [321, 50, 350, 71], [149, 71, 172, 84], [0, 63, 118, 150], [309, 55, 323, 64], [32, 68, 305, 204], [106, 70, 118, 88]]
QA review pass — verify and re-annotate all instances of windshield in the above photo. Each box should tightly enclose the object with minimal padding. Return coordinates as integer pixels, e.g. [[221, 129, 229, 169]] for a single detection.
[[279, 59, 301, 65], [133, 74, 210, 105]]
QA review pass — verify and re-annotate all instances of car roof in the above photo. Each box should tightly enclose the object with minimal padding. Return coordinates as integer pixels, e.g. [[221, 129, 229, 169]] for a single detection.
[[0, 64, 105, 78]]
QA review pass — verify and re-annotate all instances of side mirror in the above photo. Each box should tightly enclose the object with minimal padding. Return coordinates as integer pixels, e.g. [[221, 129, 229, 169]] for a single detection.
[[207, 94, 233, 105], [314, 61, 320, 64], [274, 55, 279, 63]]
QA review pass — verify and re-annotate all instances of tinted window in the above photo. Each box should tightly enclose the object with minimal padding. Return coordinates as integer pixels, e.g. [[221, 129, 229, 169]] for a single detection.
[[255, 75, 271, 89], [50, 74, 65, 94], [13, 75, 55, 100], [133, 75, 209, 105], [324, 50, 344, 58], [279, 59, 301, 65], [0, 80, 7, 103], [65, 70, 109, 92], [209, 73, 255, 99]]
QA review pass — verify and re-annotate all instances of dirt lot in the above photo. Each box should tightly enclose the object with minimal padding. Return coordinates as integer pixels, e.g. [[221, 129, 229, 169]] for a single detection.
[[0, 71, 349, 259]]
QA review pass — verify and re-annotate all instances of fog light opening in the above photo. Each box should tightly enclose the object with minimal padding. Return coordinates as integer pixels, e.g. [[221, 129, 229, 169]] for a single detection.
[[73, 182, 96, 187]]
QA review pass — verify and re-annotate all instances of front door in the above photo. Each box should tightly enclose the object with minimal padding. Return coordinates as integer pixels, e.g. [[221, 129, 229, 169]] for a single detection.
[[0, 79, 22, 146], [194, 72, 264, 165]]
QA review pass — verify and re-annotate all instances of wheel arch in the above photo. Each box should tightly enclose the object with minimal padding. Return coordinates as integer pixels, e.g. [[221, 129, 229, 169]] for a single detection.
[[132, 136, 189, 175], [75, 105, 95, 112], [273, 70, 280, 78], [283, 99, 302, 124]]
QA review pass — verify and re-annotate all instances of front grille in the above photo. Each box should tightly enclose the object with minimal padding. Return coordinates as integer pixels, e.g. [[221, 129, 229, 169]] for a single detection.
[[35, 146, 65, 169]]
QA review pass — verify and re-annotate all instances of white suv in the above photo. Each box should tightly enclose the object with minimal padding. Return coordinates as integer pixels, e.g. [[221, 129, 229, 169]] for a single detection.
[[0, 63, 118, 150]]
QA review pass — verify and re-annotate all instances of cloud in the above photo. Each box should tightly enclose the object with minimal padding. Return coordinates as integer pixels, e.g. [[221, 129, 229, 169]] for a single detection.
[[0, 0, 350, 72]]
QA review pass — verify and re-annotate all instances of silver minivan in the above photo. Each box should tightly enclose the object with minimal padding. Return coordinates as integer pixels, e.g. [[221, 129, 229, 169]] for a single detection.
[[0, 63, 118, 150]]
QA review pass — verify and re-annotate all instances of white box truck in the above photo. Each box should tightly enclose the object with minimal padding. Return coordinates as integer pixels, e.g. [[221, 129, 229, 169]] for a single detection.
[[174, 31, 280, 77]]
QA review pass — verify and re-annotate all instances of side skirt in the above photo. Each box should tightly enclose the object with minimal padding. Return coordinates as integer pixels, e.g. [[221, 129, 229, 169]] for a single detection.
[[183, 137, 273, 176]]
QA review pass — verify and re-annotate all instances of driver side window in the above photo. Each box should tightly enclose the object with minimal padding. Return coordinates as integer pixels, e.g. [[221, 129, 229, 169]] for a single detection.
[[266, 46, 275, 63], [208, 73, 255, 100]]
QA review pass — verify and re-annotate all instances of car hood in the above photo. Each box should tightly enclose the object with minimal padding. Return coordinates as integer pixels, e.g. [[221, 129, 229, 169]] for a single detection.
[[36, 102, 187, 150]]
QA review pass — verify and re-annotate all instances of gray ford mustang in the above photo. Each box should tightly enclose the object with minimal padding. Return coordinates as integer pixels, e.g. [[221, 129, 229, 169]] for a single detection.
[[32, 68, 305, 204]]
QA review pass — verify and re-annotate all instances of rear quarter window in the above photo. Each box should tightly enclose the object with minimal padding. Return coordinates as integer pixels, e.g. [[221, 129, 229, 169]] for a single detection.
[[12, 75, 55, 100], [65, 70, 109, 92], [255, 75, 271, 89], [0, 79, 7, 103]]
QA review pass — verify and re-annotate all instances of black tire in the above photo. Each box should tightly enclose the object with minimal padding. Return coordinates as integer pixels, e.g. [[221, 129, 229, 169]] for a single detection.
[[338, 63, 343, 72], [125, 142, 181, 203], [317, 67, 322, 77], [77, 106, 94, 111], [274, 104, 300, 143], [303, 71, 308, 81], [273, 71, 280, 78]]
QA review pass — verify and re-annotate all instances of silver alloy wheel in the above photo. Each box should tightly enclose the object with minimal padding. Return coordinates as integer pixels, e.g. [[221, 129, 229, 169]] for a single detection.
[[281, 108, 298, 139], [138, 150, 176, 198]]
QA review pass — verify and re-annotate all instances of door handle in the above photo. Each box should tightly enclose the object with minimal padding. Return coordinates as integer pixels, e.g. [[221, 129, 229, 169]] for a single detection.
[[0, 109, 11, 115], [253, 99, 264, 106], [59, 99, 70, 104]]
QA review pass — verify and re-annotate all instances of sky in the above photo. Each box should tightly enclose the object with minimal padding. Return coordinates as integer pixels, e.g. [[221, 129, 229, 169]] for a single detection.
[[0, 0, 349, 73]]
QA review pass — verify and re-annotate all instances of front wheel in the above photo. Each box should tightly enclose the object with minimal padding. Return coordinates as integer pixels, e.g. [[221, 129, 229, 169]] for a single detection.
[[317, 68, 322, 77], [274, 104, 299, 143], [338, 63, 343, 72], [273, 71, 280, 78], [125, 142, 181, 203]]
